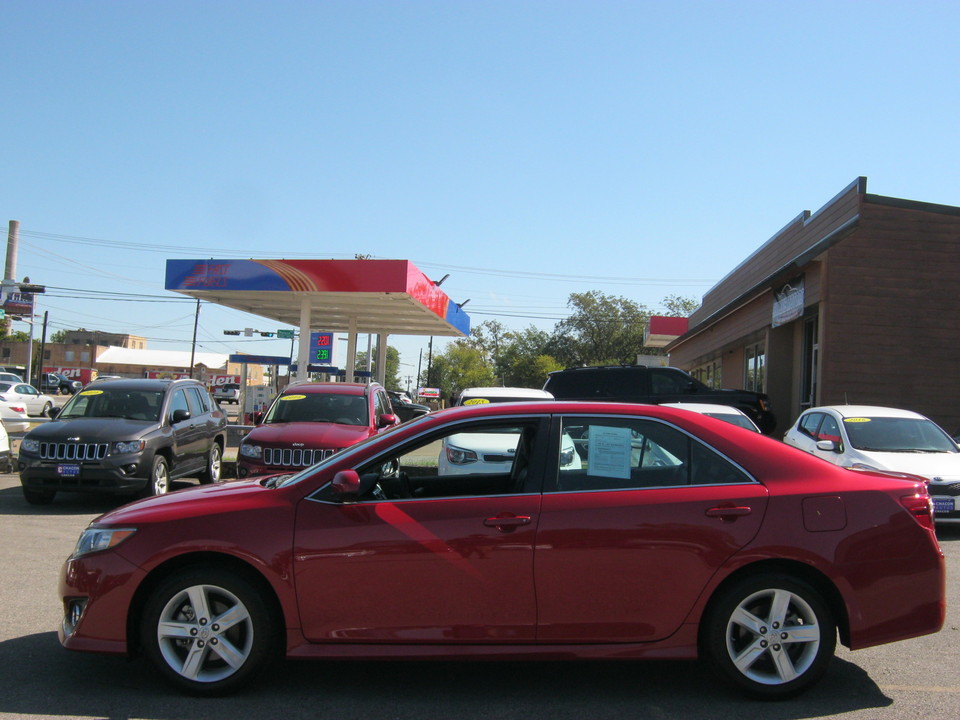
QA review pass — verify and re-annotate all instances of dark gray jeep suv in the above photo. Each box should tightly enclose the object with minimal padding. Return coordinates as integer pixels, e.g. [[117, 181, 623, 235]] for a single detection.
[[18, 378, 227, 505]]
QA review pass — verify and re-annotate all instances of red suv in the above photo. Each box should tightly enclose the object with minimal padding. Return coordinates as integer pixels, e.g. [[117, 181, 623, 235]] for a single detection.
[[237, 382, 399, 477]]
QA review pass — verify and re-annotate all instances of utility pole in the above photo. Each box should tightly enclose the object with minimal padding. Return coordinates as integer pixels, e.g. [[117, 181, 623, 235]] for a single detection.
[[4, 220, 19, 335]]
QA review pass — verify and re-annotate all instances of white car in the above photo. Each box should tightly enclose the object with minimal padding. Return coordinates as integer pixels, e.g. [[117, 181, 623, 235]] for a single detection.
[[439, 426, 581, 476], [455, 387, 554, 405], [0, 382, 55, 417], [0, 372, 24, 384], [660, 403, 761, 432], [0, 412, 10, 471], [0, 400, 32, 433], [783, 405, 960, 520]]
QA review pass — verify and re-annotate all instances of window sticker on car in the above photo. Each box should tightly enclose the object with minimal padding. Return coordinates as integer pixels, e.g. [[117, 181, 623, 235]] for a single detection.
[[843, 418, 871, 423], [463, 398, 490, 405], [79, 389, 104, 396], [588, 425, 633, 480], [279, 394, 307, 401]]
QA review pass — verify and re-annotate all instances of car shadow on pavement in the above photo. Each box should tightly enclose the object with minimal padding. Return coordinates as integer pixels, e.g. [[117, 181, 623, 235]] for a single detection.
[[0, 477, 200, 516], [0, 632, 892, 720]]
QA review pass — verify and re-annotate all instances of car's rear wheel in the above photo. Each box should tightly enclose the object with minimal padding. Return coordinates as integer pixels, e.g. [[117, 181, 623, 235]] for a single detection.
[[141, 567, 279, 695], [702, 573, 835, 699], [198, 444, 223, 484], [22, 486, 55, 505]]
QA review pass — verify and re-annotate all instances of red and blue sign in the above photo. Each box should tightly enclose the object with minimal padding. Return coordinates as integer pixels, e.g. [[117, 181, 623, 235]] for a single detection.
[[310, 332, 334, 364]]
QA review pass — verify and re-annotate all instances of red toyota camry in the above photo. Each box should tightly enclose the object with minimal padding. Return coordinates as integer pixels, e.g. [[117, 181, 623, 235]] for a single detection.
[[59, 401, 945, 699]]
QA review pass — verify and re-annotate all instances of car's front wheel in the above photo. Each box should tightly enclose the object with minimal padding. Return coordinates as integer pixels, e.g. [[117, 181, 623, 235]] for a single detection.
[[41, 401, 54, 417], [143, 455, 170, 497], [141, 567, 279, 695], [198, 443, 223, 484], [702, 573, 836, 699]]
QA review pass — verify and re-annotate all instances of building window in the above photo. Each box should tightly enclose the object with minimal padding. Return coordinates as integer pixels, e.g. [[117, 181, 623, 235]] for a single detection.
[[745, 342, 765, 393], [65, 350, 75, 362], [81, 351, 90, 362], [1, 348, 9, 359], [692, 358, 722, 389]]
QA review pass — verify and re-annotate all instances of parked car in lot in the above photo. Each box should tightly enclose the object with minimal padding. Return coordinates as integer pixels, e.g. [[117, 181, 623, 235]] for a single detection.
[[455, 386, 554, 405], [387, 389, 430, 422], [783, 405, 960, 520], [0, 399, 32, 434], [544, 365, 776, 434], [0, 381, 55, 417], [661, 402, 761, 432], [18, 378, 227, 504], [38, 372, 83, 395], [0, 415, 10, 472], [0, 371, 24, 384], [59, 401, 944, 698], [237, 382, 399, 477], [212, 382, 241, 405]]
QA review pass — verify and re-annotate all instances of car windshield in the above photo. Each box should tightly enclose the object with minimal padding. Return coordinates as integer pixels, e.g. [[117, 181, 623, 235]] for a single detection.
[[59, 388, 164, 421], [703, 413, 759, 432], [843, 416, 958, 453], [265, 392, 369, 426]]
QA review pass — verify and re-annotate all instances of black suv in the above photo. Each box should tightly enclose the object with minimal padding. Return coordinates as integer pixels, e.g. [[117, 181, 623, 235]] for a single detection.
[[38, 372, 83, 395], [387, 390, 431, 422], [543, 365, 776, 434], [18, 378, 227, 505]]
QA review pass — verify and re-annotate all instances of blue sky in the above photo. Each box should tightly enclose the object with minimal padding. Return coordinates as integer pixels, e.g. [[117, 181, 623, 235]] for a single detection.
[[3, 1, 959, 385]]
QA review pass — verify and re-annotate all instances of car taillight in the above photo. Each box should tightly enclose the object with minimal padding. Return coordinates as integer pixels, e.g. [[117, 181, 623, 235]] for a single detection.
[[900, 492, 935, 531]]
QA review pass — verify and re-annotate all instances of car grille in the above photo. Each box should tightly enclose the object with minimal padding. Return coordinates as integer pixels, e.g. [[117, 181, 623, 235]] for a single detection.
[[263, 447, 336, 467], [38, 442, 109, 461], [930, 482, 960, 497]]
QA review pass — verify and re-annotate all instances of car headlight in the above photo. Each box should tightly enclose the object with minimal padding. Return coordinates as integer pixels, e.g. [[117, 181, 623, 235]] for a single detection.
[[445, 445, 478, 465], [560, 447, 576, 466], [73, 527, 137, 558], [20, 438, 39, 453], [239, 443, 262, 459], [111, 439, 145, 454], [849, 462, 881, 471]]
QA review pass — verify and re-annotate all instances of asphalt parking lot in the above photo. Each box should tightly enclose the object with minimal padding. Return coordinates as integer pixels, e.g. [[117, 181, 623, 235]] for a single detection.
[[0, 471, 958, 720]]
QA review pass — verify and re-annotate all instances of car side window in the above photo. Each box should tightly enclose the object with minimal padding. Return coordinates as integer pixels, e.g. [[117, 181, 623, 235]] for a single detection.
[[649, 370, 690, 394], [374, 390, 389, 418], [339, 420, 543, 501], [169, 389, 190, 418], [185, 387, 209, 415], [555, 416, 752, 492], [817, 415, 841, 444], [799, 412, 823, 439]]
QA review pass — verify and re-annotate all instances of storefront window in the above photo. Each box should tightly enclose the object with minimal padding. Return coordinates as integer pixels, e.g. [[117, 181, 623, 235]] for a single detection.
[[692, 359, 722, 389], [745, 343, 765, 393]]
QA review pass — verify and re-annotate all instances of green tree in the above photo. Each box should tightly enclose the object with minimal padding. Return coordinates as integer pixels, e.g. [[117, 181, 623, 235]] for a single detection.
[[661, 294, 699, 317], [428, 342, 497, 400], [549, 291, 652, 366], [355, 345, 402, 389]]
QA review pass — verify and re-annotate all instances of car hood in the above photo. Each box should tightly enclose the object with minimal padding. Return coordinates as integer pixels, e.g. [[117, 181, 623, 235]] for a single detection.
[[244, 421, 374, 447], [25, 416, 158, 440], [96, 477, 277, 525], [850, 449, 960, 482]]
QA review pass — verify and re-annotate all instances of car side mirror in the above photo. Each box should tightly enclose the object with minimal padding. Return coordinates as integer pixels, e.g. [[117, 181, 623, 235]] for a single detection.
[[816, 439, 841, 453], [251, 411, 264, 425], [330, 470, 380, 501], [48, 406, 61, 419], [378, 413, 398, 428], [171, 408, 191, 424]]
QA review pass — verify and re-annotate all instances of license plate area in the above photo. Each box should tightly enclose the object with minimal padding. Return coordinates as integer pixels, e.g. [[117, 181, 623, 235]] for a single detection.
[[56, 464, 81, 477], [932, 496, 955, 514]]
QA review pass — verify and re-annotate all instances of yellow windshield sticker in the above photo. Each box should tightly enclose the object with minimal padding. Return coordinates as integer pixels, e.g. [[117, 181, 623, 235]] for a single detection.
[[280, 394, 307, 401], [79, 389, 104, 396], [843, 417, 871, 423], [463, 398, 490, 405]]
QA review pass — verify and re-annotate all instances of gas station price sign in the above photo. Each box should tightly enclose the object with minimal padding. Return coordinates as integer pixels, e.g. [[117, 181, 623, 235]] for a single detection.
[[309, 332, 335, 364]]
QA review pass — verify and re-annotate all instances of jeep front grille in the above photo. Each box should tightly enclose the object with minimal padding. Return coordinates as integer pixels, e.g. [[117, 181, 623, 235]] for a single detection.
[[263, 447, 335, 467], [39, 442, 109, 461]]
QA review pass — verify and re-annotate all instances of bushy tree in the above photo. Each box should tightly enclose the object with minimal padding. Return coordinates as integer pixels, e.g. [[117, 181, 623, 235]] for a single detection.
[[355, 345, 402, 389], [549, 291, 652, 366]]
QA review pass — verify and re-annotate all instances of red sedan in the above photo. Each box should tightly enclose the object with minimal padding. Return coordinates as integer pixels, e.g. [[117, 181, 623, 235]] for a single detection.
[[59, 402, 944, 699]]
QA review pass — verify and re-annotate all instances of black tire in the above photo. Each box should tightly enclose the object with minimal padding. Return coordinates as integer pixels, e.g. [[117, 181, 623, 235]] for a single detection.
[[41, 401, 54, 418], [22, 486, 56, 505], [198, 443, 223, 484], [142, 455, 170, 497], [701, 573, 836, 699], [140, 567, 279, 696]]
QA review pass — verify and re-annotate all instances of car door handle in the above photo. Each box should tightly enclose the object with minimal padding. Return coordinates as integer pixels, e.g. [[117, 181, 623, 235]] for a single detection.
[[483, 514, 532, 532], [705, 505, 752, 520]]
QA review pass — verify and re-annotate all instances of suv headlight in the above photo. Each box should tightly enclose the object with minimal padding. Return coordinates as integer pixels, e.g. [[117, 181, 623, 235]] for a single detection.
[[239, 443, 262, 459], [73, 527, 137, 558], [20, 438, 39, 453], [445, 445, 478, 465], [111, 439, 145, 455]]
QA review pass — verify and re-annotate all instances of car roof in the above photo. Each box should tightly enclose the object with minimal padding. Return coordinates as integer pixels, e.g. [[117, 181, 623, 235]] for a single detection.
[[660, 403, 750, 417], [282, 381, 374, 396], [807, 405, 928, 420], [459, 387, 554, 399], [80, 378, 200, 391]]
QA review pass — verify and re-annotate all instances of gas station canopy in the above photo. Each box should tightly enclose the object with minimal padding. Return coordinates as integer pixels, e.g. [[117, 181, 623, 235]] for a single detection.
[[165, 258, 470, 336], [164, 258, 471, 383]]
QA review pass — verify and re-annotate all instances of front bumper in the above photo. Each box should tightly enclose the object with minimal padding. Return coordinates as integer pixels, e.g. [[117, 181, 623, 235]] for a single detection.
[[19, 455, 151, 494]]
